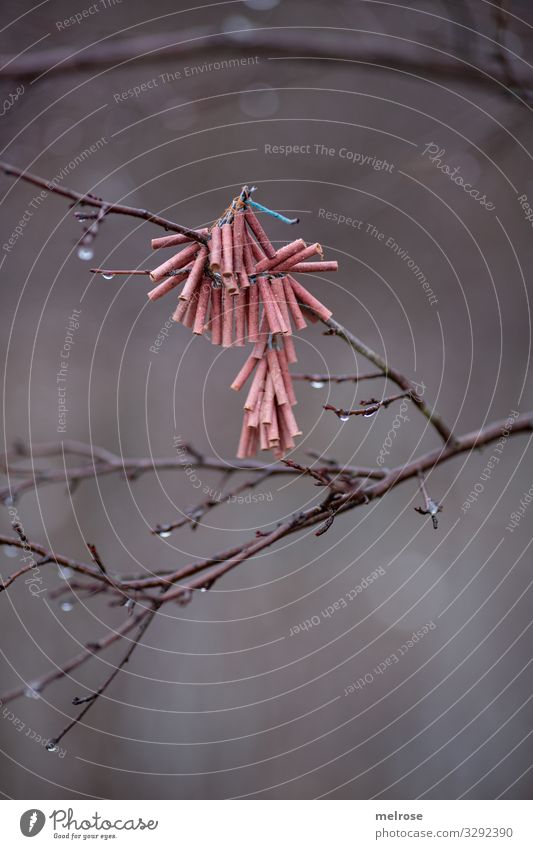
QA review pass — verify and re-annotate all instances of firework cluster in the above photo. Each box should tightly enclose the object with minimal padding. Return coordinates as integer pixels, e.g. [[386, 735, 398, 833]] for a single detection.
[[136, 189, 336, 457]]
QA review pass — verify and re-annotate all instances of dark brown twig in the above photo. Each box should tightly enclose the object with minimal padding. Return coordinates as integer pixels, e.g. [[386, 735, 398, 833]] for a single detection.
[[1, 410, 531, 716], [292, 371, 385, 384], [322, 317, 457, 444], [323, 392, 410, 419], [0, 26, 530, 101], [0, 161, 208, 244]]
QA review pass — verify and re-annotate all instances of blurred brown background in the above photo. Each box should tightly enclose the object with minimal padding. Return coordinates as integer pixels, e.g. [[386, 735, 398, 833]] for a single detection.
[[0, 0, 532, 800]]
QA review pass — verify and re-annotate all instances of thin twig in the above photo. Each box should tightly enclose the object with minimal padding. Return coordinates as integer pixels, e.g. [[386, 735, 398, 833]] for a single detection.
[[1, 410, 531, 712], [47, 603, 160, 750], [0, 161, 207, 244], [292, 371, 385, 384], [323, 392, 410, 419], [322, 316, 457, 445], [0, 26, 529, 99]]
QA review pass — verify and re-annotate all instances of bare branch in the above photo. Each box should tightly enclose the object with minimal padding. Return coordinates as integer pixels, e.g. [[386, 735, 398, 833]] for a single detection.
[[323, 392, 410, 419], [0, 27, 528, 102], [322, 316, 457, 444], [0, 161, 208, 243], [292, 371, 385, 384]]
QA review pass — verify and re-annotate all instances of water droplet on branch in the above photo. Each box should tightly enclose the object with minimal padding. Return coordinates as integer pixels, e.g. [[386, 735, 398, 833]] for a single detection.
[[310, 380, 325, 389], [46, 742, 58, 753], [24, 684, 41, 699], [339, 414, 350, 423], [102, 273, 114, 280], [60, 601, 73, 612], [77, 246, 93, 261]]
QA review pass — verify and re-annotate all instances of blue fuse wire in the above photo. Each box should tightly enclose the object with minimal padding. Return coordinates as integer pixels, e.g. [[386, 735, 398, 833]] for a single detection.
[[247, 199, 299, 226]]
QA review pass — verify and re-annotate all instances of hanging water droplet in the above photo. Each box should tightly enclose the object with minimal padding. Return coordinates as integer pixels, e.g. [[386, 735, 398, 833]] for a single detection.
[[77, 246, 94, 261], [60, 601, 73, 612], [46, 742, 58, 753], [339, 414, 350, 423], [102, 273, 114, 280], [310, 380, 325, 389], [200, 587, 208, 592], [3, 545, 19, 558], [363, 408, 378, 418], [25, 684, 41, 699], [57, 566, 73, 581], [158, 530, 171, 539]]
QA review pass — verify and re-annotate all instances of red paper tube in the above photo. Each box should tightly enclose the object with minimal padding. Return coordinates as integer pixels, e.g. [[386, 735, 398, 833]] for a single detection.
[[151, 229, 208, 250], [244, 357, 267, 411], [283, 333, 298, 364], [231, 353, 258, 391], [251, 314, 269, 358], [172, 298, 189, 323], [258, 277, 283, 335], [277, 345, 297, 406], [278, 401, 302, 437], [221, 222, 233, 277], [301, 306, 319, 324], [249, 389, 264, 429], [193, 279, 212, 335], [282, 276, 307, 330], [267, 405, 279, 445], [179, 247, 208, 301], [266, 350, 288, 406], [238, 269, 250, 290], [259, 423, 270, 452], [221, 289, 234, 348], [234, 290, 247, 346], [270, 242, 322, 273], [270, 278, 292, 333], [260, 374, 275, 425], [243, 240, 257, 274], [280, 260, 338, 273], [237, 416, 253, 459], [272, 293, 289, 335], [150, 242, 200, 282], [249, 425, 260, 458], [278, 412, 295, 451], [209, 226, 222, 272], [183, 289, 200, 329], [147, 267, 190, 301], [233, 211, 245, 273], [222, 273, 238, 296], [288, 275, 332, 321], [247, 285, 260, 343], [249, 238, 267, 264], [209, 286, 222, 345], [244, 208, 276, 258], [254, 238, 306, 274]]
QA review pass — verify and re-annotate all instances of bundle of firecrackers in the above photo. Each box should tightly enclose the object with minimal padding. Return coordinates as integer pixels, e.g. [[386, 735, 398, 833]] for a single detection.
[[99, 189, 337, 458]]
